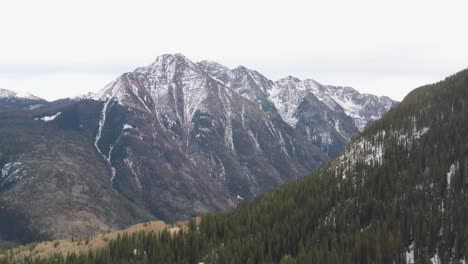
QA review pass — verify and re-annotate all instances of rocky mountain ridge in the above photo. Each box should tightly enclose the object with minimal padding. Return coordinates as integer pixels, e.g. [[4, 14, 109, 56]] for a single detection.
[[198, 56, 397, 155]]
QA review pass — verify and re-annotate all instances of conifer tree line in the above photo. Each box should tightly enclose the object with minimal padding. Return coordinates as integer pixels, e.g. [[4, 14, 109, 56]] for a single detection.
[[1, 69, 468, 263]]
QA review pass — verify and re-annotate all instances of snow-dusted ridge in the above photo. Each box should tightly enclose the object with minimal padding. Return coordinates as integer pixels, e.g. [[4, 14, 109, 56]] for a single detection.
[[198, 58, 397, 134], [92, 55, 396, 131], [268, 76, 396, 132], [0, 88, 44, 101], [90, 53, 397, 159]]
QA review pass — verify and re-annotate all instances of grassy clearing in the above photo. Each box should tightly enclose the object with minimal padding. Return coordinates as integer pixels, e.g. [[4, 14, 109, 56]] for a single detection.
[[0, 220, 191, 260]]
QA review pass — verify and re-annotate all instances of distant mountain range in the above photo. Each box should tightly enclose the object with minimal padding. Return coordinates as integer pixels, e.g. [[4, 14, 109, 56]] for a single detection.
[[0, 54, 396, 243]]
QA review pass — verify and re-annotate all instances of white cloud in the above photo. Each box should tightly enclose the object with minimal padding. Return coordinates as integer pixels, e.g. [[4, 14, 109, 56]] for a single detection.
[[0, 0, 467, 100]]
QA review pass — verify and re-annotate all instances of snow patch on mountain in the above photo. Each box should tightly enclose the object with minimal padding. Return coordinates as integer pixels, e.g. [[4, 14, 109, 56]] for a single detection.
[[268, 80, 300, 126], [430, 253, 441, 264], [1, 162, 21, 179], [337, 130, 386, 179], [123, 124, 134, 130], [447, 163, 457, 187], [123, 151, 143, 190], [396, 119, 430, 147], [406, 242, 415, 264], [0, 161, 28, 187], [35, 112, 61, 122], [94, 98, 117, 185], [248, 130, 262, 153]]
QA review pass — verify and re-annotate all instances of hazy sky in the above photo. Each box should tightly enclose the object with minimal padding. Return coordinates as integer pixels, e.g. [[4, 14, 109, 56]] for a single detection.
[[1, 0, 467, 101]]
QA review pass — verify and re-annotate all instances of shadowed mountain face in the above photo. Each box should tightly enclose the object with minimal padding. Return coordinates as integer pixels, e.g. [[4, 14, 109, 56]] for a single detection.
[[0, 54, 395, 242]]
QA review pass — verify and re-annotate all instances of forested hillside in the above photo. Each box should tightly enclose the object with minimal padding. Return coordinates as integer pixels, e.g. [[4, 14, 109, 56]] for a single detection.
[[3, 68, 468, 263]]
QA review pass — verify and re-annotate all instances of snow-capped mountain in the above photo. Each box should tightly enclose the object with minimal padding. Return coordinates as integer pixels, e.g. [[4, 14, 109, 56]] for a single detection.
[[199, 60, 398, 156], [91, 53, 328, 221], [271, 80, 396, 132], [0, 54, 396, 241], [268, 77, 358, 157], [89, 53, 396, 219], [0, 88, 42, 101], [320, 85, 397, 131], [0, 88, 46, 111]]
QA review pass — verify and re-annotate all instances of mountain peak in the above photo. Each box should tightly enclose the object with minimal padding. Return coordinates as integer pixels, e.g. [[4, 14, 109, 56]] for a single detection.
[[157, 53, 189, 61], [277, 75, 302, 83], [233, 65, 249, 71], [197, 60, 230, 72], [148, 53, 194, 68], [0, 88, 44, 101]]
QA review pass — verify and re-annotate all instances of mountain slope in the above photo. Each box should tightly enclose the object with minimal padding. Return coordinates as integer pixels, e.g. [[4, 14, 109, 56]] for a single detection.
[[27, 68, 468, 264], [0, 101, 153, 244]]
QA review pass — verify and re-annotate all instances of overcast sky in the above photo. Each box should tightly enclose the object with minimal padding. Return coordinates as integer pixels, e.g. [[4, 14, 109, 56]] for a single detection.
[[1, 0, 467, 101]]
